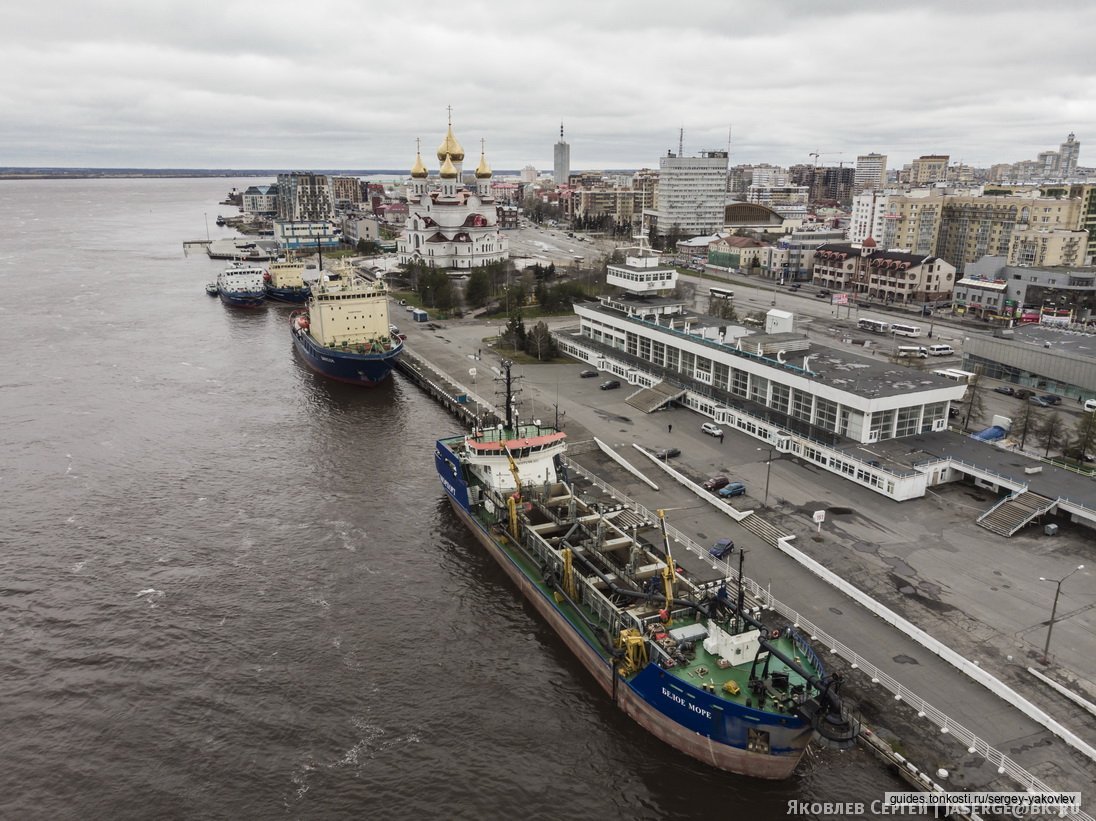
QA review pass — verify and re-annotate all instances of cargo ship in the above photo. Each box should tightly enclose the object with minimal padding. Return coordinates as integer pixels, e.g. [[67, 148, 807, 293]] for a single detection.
[[434, 362, 858, 778], [289, 269, 402, 385], [216, 262, 267, 308]]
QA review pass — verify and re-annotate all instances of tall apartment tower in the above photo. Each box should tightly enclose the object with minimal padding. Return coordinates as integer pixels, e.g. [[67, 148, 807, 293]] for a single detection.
[[642, 147, 729, 237], [553, 123, 571, 186], [275, 172, 333, 221], [1059, 132, 1080, 178], [910, 155, 949, 185], [854, 153, 887, 191]]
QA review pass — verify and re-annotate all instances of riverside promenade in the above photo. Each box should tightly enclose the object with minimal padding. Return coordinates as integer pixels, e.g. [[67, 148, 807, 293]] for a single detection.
[[398, 312, 1096, 813]]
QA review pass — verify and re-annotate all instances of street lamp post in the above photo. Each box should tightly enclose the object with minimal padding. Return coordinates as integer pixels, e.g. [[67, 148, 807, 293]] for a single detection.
[[758, 446, 775, 506], [1039, 564, 1084, 664]]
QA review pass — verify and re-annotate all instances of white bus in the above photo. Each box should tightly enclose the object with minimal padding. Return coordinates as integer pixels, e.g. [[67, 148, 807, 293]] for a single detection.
[[858, 317, 890, 334], [891, 322, 923, 338], [932, 368, 976, 383], [709, 287, 734, 300], [896, 345, 927, 358]]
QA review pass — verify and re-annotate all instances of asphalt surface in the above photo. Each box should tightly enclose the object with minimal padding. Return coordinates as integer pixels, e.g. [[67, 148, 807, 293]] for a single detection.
[[399, 309, 1096, 805]]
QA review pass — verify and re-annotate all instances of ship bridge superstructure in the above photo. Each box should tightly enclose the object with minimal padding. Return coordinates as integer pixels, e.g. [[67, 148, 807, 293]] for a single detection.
[[457, 424, 567, 493]]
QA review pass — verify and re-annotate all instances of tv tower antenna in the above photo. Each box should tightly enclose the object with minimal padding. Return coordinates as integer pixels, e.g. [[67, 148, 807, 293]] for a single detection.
[[678, 127, 684, 157]]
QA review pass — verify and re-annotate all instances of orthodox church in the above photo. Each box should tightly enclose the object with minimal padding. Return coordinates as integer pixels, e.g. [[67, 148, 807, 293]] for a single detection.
[[397, 116, 509, 269]]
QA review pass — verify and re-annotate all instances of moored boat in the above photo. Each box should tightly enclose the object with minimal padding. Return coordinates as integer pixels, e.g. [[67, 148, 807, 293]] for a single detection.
[[205, 282, 219, 296], [289, 270, 402, 385], [434, 363, 858, 778], [217, 262, 267, 308], [263, 258, 314, 304]]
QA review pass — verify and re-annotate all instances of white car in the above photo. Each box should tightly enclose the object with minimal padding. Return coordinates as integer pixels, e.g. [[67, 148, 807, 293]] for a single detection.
[[701, 422, 724, 437]]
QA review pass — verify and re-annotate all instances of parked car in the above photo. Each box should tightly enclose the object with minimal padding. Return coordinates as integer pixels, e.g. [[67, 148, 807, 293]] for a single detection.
[[816, 289, 831, 298], [717, 481, 746, 498], [788, 283, 801, 290], [1039, 394, 1062, 405], [599, 380, 621, 390], [579, 369, 598, 378], [920, 306, 933, 316], [1015, 389, 1033, 400], [993, 386, 1015, 395], [948, 407, 961, 419], [709, 538, 735, 560], [701, 475, 730, 491], [655, 447, 681, 459], [701, 421, 724, 437], [1029, 395, 1052, 407], [1084, 399, 1096, 413]]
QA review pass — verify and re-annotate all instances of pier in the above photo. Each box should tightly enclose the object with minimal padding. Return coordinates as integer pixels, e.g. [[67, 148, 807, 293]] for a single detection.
[[394, 313, 1096, 820]]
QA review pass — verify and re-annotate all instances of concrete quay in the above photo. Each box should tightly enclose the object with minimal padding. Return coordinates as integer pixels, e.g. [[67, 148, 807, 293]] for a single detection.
[[396, 312, 1096, 814]]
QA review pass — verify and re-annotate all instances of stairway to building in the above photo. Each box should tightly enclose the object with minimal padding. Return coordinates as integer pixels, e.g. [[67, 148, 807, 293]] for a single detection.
[[739, 512, 793, 547], [977, 490, 1058, 537], [624, 381, 686, 414]]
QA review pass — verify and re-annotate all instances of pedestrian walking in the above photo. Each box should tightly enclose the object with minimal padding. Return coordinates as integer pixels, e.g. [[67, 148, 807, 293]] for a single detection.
[[719, 433, 724, 444], [668, 423, 673, 434]]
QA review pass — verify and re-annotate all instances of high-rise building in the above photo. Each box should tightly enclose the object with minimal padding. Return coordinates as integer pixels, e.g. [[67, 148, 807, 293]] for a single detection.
[[642, 148, 728, 237], [1059, 132, 1081, 178], [276, 172, 333, 221], [553, 124, 570, 186], [910, 155, 950, 185], [854, 153, 887, 192]]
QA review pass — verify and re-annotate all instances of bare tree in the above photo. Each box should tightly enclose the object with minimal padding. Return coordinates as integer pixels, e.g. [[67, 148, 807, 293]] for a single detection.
[[1068, 409, 1096, 462], [1011, 400, 1039, 450], [961, 369, 986, 431], [1038, 412, 1067, 457], [526, 321, 556, 361]]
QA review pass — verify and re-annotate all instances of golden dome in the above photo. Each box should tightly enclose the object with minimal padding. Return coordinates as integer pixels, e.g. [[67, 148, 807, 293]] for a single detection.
[[410, 150, 428, 179], [475, 150, 492, 179], [439, 155, 458, 179], [436, 125, 465, 162]]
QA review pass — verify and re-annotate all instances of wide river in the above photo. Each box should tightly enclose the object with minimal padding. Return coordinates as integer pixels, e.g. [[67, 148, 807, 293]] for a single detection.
[[0, 177, 902, 820]]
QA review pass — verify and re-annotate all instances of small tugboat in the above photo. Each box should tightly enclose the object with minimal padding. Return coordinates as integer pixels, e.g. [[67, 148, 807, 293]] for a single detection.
[[289, 269, 402, 385], [205, 282, 219, 296], [435, 362, 859, 778], [216, 262, 267, 308]]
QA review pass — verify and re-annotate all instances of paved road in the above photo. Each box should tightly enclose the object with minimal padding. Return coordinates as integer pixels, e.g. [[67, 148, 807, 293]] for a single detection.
[[400, 313, 1096, 802]]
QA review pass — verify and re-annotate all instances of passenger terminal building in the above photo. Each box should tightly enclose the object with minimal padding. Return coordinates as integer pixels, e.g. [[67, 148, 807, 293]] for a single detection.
[[553, 237, 981, 501]]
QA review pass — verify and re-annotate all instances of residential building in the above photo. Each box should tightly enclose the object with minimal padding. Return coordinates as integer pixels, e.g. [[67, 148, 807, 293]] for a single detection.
[[854, 154, 887, 192], [330, 176, 363, 208], [553, 124, 570, 186], [910, 155, 949, 185], [397, 118, 509, 270], [340, 212, 380, 245], [276, 172, 333, 221], [643, 148, 728, 237], [1059, 132, 1081, 179], [936, 193, 1082, 272], [746, 184, 809, 213], [242, 184, 278, 216], [812, 239, 956, 304], [1006, 227, 1087, 267], [520, 166, 539, 183], [571, 187, 650, 228]]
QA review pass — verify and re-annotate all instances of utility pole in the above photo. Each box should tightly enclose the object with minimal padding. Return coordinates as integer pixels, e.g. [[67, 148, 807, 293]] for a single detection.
[[1039, 565, 1084, 664]]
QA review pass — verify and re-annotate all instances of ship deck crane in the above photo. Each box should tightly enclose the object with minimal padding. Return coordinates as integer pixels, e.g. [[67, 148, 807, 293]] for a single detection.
[[502, 444, 522, 540]]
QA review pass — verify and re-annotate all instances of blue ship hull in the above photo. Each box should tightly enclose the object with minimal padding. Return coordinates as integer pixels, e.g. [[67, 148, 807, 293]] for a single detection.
[[265, 284, 309, 304], [219, 290, 266, 308], [433, 440, 814, 778], [291, 324, 402, 386]]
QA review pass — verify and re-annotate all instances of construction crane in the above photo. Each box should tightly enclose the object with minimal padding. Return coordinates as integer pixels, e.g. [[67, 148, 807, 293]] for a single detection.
[[503, 445, 523, 540], [809, 151, 843, 167], [657, 509, 677, 625]]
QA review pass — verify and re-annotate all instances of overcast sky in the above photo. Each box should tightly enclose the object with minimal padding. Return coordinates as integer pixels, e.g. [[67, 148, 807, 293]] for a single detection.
[[4, 0, 1094, 172]]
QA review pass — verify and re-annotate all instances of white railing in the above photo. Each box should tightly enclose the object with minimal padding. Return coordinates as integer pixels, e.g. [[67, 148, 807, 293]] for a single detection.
[[563, 457, 1095, 821]]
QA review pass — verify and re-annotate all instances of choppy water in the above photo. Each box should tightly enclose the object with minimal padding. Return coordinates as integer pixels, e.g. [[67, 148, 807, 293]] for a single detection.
[[0, 178, 903, 820]]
